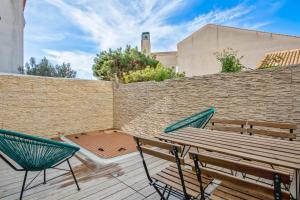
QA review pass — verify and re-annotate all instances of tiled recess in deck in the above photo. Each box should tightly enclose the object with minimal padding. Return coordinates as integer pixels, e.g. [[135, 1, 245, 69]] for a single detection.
[[66, 129, 137, 158]]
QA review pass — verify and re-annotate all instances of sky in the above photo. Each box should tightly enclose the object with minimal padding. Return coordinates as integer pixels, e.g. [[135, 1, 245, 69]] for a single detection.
[[24, 0, 300, 79]]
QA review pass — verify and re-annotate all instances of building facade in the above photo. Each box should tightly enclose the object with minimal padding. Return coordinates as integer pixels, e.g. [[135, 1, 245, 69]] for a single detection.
[[149, 24, 300, 77], [153, 51, 177, 68], [0, 0, 26, 74]]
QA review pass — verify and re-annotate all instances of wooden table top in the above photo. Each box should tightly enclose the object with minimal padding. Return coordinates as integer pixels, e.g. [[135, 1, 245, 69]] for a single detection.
[[157, 127, 300, 170]]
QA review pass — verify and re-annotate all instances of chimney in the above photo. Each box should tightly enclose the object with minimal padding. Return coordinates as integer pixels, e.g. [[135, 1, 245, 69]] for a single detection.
[[141, 32, 151, 55]]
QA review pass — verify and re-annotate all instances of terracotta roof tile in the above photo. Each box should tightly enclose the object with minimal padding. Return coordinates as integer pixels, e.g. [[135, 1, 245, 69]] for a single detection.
[[257, 49, 300, 68]]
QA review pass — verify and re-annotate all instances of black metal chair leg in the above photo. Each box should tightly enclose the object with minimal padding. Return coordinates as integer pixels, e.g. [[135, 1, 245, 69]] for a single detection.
[[166, 186, 172, 200], [20, 171, 28, 200], [160, 185, 167, 200], [67, 159, 80, 191], [43, 169, 46, 184], [153, 184, 167, 200]]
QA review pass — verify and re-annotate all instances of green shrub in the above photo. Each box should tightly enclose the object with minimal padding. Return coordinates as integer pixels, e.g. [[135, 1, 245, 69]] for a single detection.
[[123, 63, 185, 84], [214, 48, 244, 73], [92, 45, 159, 81]]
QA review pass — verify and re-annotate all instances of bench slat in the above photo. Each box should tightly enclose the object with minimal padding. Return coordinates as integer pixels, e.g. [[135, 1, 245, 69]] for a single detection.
[[211, 119, 247, 125], [211, 126, 247, 133], [248, 120, 297, 129], [201, 167, 289, 200], [248, 128, 296, 139], [140, 146, 184, 165], [134, 136, 182, 152], [189, 151, 290, 184]]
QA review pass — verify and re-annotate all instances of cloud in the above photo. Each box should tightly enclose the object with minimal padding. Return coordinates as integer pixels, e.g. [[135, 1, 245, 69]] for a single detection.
[[37, 0, 272, 79], [44, 0, 260, 51], [30, 33, 67, 42], [43, 49, 95, 79]]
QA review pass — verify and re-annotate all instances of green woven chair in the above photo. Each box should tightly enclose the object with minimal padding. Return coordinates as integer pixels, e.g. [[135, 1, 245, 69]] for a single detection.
[[164, 107, 215, 133], [0, 129, 80, 200]]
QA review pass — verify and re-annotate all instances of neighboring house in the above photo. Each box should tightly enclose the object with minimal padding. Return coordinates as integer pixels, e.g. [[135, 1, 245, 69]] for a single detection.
[[144, 24, 300, 77], [153, 51, 177, 68], [0, 0, 26, 74], [257, 48, 300, 69]]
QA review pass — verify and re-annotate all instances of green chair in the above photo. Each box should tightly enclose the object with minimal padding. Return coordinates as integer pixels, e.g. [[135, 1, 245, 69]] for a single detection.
[[0, 129, 80, 200], [164, 107, 215, 133]]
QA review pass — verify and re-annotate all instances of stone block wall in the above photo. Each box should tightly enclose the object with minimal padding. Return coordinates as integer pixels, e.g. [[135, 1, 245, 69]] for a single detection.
[[0, 75, 113, 138], [2, 65, 300, 140], [114, 65, 300, 139]]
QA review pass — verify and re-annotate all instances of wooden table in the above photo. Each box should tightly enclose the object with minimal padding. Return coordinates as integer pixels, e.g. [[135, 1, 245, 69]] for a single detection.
[[156, 127, 300, 199]]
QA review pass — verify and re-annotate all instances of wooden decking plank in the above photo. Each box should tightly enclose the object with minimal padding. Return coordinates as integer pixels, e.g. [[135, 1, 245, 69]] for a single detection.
[[143, 192, 161, 200], [102, 187, 138, 200], [0, 158, 81, 186], [158, 135, 300, 169], [179, 128, 300, 149], [160, 133, 300, 164], [137, 184, 157, 198], [159, 131, 300, 166], [0, 151, 170, 200], [121, 192, 144, 200], [0, 157, 81, 188], [1, 167, 72, 199], [53, 156, 162, 200], [171, 130, 300, 155], [175, 129, 300, 154], [82, 182, 128, 200]]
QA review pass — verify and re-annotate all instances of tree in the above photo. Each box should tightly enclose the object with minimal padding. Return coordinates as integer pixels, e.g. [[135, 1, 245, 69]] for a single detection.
[[123, 63, 185, 83], [92, 45, 159, 81], [214, 48, 244, 73], [18, 57, 76, 78]]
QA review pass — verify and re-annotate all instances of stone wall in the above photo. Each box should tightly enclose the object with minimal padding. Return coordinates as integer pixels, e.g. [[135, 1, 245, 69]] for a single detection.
[[0, 74, 113, 138], [114, 65, 300, 139], [2, 66, 300, 139]]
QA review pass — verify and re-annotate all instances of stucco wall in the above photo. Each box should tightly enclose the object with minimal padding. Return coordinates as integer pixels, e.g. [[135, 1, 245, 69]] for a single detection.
[[0, 0, 24, 73], [153, 51, 178, 67], [0, 75, 113, 138], [114, 65, 300, 139], [177, 24, 300, 76]]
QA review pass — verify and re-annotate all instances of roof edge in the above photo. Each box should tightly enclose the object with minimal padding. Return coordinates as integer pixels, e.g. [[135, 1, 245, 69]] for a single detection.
[[178, 23, 300, 45], [152, 51, 177, 55]]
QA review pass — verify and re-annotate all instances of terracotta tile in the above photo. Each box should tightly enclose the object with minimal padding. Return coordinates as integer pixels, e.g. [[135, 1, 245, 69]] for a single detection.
[[66, 129, 137, 158]]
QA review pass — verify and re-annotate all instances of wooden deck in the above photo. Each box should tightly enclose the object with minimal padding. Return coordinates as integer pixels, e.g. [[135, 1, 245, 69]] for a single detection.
[[0, 153, 176, 200]]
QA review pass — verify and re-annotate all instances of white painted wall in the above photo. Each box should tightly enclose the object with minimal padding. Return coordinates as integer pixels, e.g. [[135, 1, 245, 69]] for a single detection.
[[152, 51, 177, 67], [0, 0, 25, 73], [177, 24, 300, 77]]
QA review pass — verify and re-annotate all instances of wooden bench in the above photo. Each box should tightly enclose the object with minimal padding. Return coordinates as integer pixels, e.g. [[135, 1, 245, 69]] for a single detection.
[[134, 136, 213, 200], [209, 118, 297, 140], [247, 120, 297, 140], [189, 151, 291, 200], [209, 118, 247, 134]]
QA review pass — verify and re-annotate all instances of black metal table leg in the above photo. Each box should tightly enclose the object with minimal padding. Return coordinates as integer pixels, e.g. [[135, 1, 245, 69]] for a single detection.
[[67, 159, 80, 191], [20, 171, 28, 200]]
